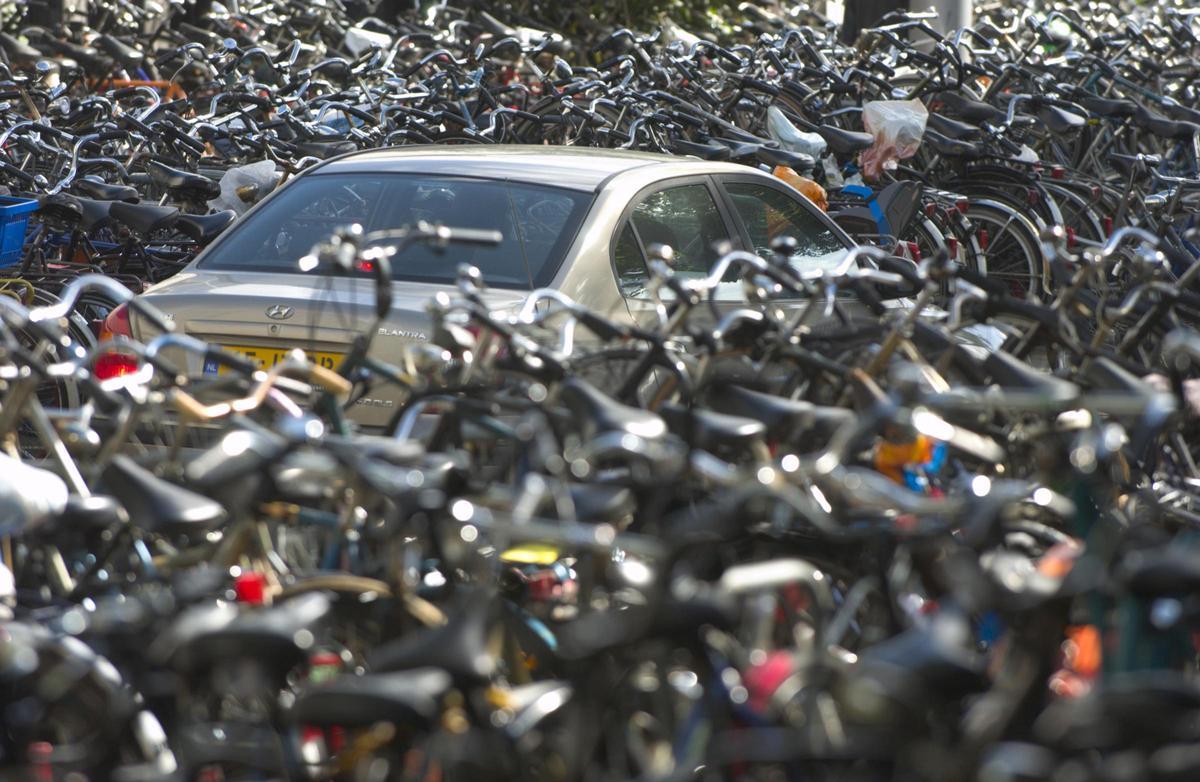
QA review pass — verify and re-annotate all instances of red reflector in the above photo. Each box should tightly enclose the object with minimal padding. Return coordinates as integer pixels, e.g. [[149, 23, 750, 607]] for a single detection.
[[1051, 166, 1065, 180], [1027, 188, 1040, 205], [235, 571, 267, 605], [357, 260, 374, 273], [1102, 216, 1114, 237], [978, 228, 990, 250], [956, 198, 969, 212], [906, 241, 921, 260], [925, 202, 936, 218], [947, 237, 959, 258], [1065, 227, 1077, 247]]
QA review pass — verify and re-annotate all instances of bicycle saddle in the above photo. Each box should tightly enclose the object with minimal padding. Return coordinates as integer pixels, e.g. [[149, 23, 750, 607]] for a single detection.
[[923, 129, 981, 159], [816, 124, 875, 155], [108, 201, 180, 235], [293, 139, 358, 159], [159, 592, 332, 674], [368, 588, 497, 683], [102, 454, 227, 537], [96, 34, 144, 71], [72, 176, 139, 203], [983, 351, 1080, 402], [289, 668, 452, 727], [175, 210, 236, 244], [659, 403, 767, 455], [925, 111, 982, 140], [0, 32, 41, 63], [1079, 95, 1137, 118], [1133, 105, 1200, 141], [705, 383, 853, 448], [558, 378, 668, 440], [38, 193, 114, 231], [935, 91, 1007, 125], [145, 160, 221, 198], [670, 138, 732, 160], [1037, 104, 1087, 135]]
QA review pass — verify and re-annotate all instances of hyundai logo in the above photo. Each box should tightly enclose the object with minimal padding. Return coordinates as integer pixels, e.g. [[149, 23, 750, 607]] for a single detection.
[[265, 305, 294, 320]]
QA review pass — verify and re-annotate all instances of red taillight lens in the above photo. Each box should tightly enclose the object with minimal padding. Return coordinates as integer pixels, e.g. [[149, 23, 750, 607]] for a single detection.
[[1102, 216, 1114, 237], [99, 303, 132, 341], [977, 228, 990, 250], [95, 303, 138, 380], [906, 241, 921, 260], [947, 237, 959, 258], [956, 197, 969, 213], [1051, 165, 1065, 179], [925, 202, 937, 218], [1027, 188, 1040, 206], [1065, 227, 1077, 247]]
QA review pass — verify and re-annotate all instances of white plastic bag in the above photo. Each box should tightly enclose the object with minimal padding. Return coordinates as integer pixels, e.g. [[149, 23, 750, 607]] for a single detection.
[[766, 106, 828, 160], [209, 160, 280, 215], [860, 99, 928, 179], [344, 26, 392, 57]]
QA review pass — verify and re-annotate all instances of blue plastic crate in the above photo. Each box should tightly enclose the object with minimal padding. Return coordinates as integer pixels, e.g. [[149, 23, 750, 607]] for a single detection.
[[0, 196, 37, 268]]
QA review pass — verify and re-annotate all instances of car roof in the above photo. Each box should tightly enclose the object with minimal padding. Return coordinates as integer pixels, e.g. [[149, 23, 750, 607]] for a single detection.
[[315, 145, 716, 192]]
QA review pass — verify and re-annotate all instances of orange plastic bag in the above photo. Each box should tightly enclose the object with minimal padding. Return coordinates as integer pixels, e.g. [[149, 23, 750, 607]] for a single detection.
[[773, 165, 828, 211]]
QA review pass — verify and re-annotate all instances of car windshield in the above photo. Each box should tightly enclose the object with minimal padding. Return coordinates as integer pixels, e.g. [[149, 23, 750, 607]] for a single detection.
[[199, 173, 593, 288]]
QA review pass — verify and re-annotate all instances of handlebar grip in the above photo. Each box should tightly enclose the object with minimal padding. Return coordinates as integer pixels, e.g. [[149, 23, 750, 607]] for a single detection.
[[91, 131, 130, 143], [31, 123, 73, 140], [154, 48, 182, 66], [119, 114, 155, 135], [0, 91, 25, 101], [346, 106, 377, 124], [0, 162, 35, 184], [109, 86, 143, 99], [446, 227, 503, 246], [163, 125, 207, 155]]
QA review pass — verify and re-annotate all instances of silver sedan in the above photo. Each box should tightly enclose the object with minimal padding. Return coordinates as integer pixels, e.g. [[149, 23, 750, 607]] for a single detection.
[[126, 145, 865, 427]]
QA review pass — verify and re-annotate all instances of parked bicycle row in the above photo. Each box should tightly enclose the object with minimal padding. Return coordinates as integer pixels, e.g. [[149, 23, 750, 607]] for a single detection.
[[3, 213, 1200, 779]]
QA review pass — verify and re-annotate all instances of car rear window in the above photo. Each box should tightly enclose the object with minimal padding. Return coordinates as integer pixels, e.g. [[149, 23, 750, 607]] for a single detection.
[[199, 172, 592, 288]]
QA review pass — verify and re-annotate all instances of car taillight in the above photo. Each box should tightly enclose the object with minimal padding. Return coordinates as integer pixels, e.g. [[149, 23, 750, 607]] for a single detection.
[[95, 303, 139, 380], [99, 302, 132, 340]]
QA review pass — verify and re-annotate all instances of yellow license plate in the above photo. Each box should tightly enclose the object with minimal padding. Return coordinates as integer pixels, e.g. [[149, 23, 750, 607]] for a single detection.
[[209, 345, 344, 374]]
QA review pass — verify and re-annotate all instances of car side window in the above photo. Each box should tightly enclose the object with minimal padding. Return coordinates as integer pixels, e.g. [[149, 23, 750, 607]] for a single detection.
[[725, 182, 846, 275], [630, 184, 726, 276]]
